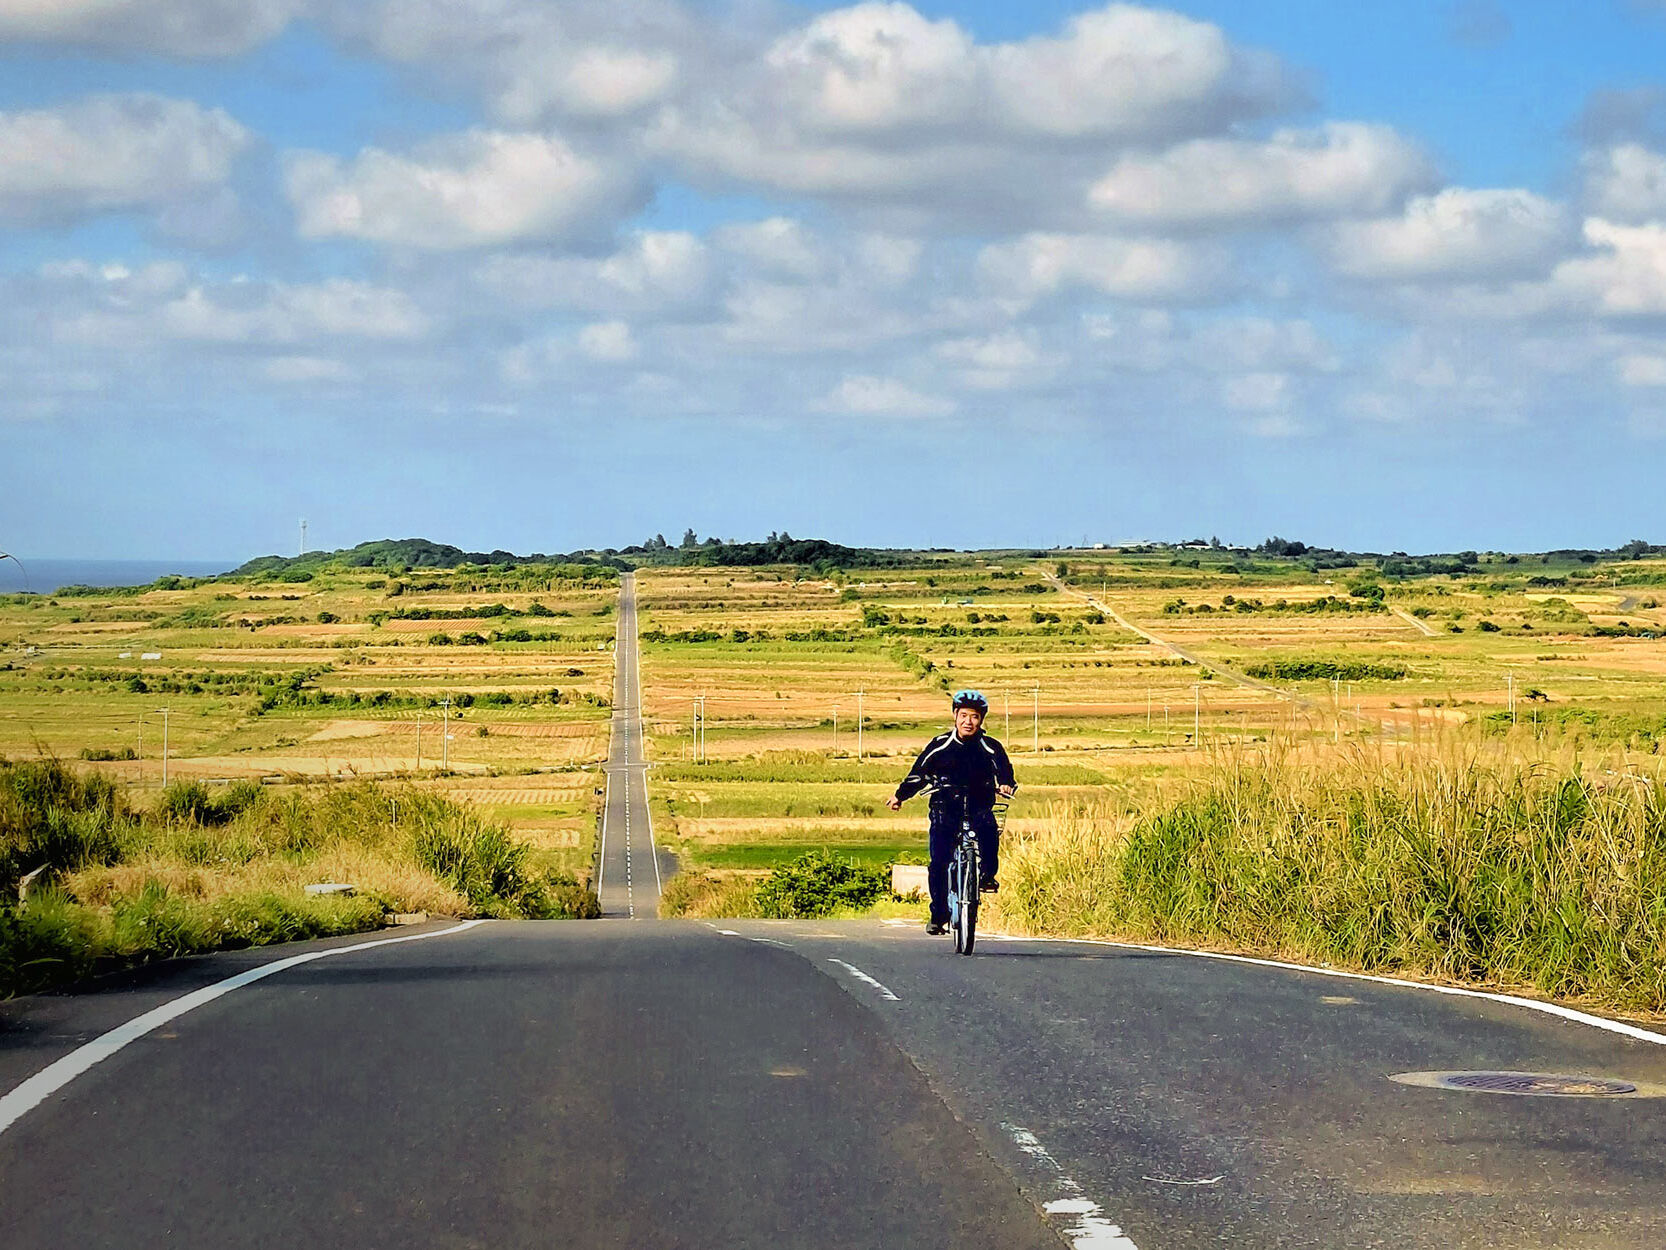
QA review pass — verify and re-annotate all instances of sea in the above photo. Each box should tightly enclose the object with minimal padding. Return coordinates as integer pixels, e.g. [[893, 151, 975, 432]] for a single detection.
[[0, 558, 238, 595]]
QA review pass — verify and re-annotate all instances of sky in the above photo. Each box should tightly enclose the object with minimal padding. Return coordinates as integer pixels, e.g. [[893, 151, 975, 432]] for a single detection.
[[6, 1, 1666, 561]]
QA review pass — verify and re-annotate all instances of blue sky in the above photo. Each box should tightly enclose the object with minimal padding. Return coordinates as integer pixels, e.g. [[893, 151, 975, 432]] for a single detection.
[[5, 1, 1666, 561]]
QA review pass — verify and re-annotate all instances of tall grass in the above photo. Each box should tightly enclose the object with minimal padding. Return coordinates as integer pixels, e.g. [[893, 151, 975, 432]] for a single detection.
[[0, 758, 599, 996], [994, 741, 1666, 1013]]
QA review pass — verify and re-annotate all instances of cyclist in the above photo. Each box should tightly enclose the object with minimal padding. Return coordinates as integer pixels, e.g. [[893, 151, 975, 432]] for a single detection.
[[886, 689, 1017, 935]]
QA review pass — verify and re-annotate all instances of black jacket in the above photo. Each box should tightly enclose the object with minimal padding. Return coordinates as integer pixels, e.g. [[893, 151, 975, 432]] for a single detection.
[[894, 729, 1016, 808]]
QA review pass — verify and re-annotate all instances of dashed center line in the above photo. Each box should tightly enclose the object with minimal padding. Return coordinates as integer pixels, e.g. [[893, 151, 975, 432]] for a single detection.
[[826, 958, 901, 1002]]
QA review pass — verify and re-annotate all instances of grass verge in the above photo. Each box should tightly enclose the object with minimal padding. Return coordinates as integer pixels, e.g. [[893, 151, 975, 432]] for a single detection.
[[991, 743, 1666, 1014], [1, 758, 600, 997]]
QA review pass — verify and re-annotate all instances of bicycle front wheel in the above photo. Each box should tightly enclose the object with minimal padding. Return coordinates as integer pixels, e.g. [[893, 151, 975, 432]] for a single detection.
[[957, 846, 978, 955]]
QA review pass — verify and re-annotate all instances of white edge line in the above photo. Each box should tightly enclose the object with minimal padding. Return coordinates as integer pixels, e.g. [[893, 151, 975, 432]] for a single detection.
[[634, 599, 663, 897], [0, 919, 489, 1139], [1002, 1122, 1140, 1250], [827, 958, 900, 1002], [981, 932, 1666, 1047], [596, 767, 612, 898]]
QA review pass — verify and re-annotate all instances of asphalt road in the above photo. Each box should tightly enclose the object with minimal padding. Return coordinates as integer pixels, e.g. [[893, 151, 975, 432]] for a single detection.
[[596, 572, 671, 919], [0, 922, 1059, 1250], [5, 917, 1665, 1248]]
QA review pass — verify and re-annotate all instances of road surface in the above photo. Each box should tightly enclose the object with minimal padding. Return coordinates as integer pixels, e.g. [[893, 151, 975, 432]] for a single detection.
[[4, 918, 1665, 1248], [595, 572, 671, 918]]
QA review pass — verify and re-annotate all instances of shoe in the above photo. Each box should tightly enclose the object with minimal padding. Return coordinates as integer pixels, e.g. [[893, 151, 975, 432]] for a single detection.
[[979, 877, 999, 893], [926, 921, 949, 935]]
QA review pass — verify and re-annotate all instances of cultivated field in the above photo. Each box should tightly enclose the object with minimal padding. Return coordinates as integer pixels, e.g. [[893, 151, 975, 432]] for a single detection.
[[8, 546, 1666, 897], [635, 550, 1666, 888], [0, 565, 620, 878]]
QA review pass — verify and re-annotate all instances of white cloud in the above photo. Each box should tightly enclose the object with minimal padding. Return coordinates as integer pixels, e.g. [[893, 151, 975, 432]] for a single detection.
[[763, 3, 978, 135], [1557, 217, 1666, 317], [263, 356, 358, 383], [475, 229, 713, 314], [935, 329, 1062, 389], [284, 128, 642, 249], [648, 3, 1297, 228], [815, 374, 954, 416], [578, 320, 639, 362], [40, 264, 430, 348], [160, 279, 431, 344], [1324, 187, 1569, 280], [0, 0, 303, 57], [1582, 143, 1666, 223], [978, 232, 1231, 302], [1191, 317, 1337, 372], [1618, 354, 1666, 386], [0, 94, 248, 229], [985, 4, 1294, 140], [1221, 372, 1291, 412], [713, 218, 825, 280], [1088, 122, 1434, 227], [333, 0, 691, 125]]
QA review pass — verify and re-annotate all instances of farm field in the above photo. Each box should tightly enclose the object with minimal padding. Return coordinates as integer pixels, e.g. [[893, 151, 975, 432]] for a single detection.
[[635, 549, 1666, 883], [0, 563, 620, 878], [8, 544, 1666, 892]]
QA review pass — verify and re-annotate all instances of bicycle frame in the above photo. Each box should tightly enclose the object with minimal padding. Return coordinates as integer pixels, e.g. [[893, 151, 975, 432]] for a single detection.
[[935, 786, 1007, 956]]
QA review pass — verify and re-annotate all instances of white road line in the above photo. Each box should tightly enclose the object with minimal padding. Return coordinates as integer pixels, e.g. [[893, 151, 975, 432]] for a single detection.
[[981, 933, 1666, 1047], [0, 919, 490, 1140], [596, 768, 612, 898], [1002, 1122, 1140, 1250], [624, 780, 634, 919], [826, 958, 900, 1002], [635, 620, 663, 899]]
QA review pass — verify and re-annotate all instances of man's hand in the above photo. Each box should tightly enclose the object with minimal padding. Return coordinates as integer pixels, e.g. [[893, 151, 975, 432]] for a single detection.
[[997, 784, 1016, 798], [885, 795, 902, 811]]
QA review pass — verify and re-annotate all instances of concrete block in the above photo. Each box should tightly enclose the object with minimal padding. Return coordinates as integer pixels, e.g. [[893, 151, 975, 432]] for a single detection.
[[891, 864, 928, 898]]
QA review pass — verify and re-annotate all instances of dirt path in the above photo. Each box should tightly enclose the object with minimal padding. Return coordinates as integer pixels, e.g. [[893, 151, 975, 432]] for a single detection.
[[1041, 570, 1314, 707], [1391, 605, 1441, 637]]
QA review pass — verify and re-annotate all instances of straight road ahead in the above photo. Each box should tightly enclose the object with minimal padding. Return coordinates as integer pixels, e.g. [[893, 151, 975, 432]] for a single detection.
[[596, 572, 671, 918]]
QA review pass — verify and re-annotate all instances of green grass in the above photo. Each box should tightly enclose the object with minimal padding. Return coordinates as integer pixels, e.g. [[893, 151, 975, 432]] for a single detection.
[[994, 742, 1666, 1013]]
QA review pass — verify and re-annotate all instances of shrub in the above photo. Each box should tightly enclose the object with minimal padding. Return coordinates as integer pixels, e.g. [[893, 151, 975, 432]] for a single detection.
[[754, 849, 888, 918], [659, 871, 761, 918]]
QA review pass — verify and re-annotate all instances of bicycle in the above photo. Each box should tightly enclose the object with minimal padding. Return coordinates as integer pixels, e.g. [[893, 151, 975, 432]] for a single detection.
[[936, 786, 1009, 956]]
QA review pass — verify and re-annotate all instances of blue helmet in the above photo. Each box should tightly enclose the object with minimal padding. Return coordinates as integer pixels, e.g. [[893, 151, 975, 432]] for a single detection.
[[951, 689, 989, 714]]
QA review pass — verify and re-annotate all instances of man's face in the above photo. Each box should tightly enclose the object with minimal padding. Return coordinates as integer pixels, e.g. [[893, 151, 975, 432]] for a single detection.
[[954, 706, 984, 738]]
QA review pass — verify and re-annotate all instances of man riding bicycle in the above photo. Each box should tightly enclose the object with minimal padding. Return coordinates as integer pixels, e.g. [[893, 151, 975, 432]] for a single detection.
[[886, 690, 1017, 935]]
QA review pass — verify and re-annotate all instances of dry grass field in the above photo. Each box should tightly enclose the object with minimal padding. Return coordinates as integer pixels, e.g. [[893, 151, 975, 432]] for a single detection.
[[0, 565, 619, 877], [635, 550, 1666, 884], [8, 546, 1666, 891]]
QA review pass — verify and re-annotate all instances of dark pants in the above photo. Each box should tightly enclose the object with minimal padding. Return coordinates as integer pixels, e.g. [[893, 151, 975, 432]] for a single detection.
[[927, 802, 999, 924]]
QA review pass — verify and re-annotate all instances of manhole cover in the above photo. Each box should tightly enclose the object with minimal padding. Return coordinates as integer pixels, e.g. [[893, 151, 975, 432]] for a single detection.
[[1391, 1070, 1649, 1097]]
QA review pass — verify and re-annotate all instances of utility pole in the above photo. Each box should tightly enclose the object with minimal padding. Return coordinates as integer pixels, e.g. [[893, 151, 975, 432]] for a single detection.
[[1193, 684, 1200, 744], [300, 518, 308, 555], [1508, 674, 1516, 724], [156, 708, 170, 788], [1032, 685, 1039, 753], [441, 698, 451, 769], [137, 716, 143, 788], [856, 689, 865, 763], [1332, 678, 1340, 745]]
